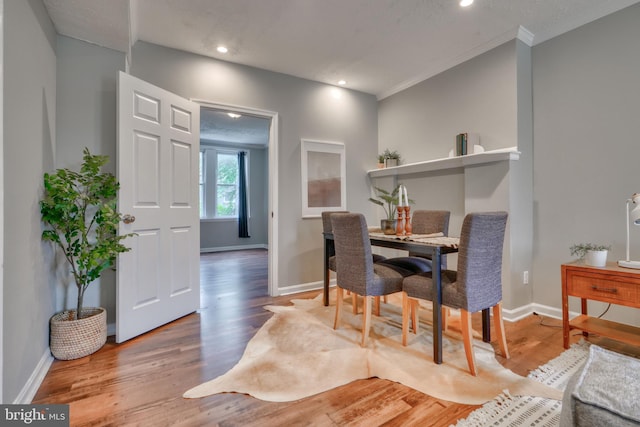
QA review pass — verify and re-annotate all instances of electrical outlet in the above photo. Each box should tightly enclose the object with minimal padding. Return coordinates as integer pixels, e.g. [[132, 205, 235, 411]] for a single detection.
[[523, 271, 529, 285]]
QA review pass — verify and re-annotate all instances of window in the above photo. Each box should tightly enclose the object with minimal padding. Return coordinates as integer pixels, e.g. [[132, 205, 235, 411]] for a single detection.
[[199, 147, 248, 219], [216, 152, 238, 216]]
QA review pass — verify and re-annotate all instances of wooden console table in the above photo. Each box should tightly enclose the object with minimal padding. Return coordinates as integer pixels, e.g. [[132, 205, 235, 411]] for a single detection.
[[561, 261, 640, 349]]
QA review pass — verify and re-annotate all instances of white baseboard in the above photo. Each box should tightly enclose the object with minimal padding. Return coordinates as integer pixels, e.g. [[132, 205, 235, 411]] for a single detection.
[[502, 302, 576, 323], [200, 244, 268, 253], [276, 279, 335, 296], [16, 349, 53, 404], [274, 286, 572, 325]]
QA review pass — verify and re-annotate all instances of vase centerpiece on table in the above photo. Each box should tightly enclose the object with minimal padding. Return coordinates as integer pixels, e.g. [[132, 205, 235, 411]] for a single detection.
[[368, 184, 412, 235], [40, 148, 135, 360]]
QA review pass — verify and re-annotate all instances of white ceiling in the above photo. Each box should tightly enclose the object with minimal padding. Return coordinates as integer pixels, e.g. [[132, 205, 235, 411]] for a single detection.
[[42, 0, 639, 145], [200, 107, 271, 147], [43, 0, 640, 99]]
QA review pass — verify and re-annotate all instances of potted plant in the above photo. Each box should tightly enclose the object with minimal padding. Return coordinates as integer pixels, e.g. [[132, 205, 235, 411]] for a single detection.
[[570, 243, 611, 267], [41, 148, 134, 360], [377, 154, 385, 169], [368, 185, 412, 234], [383, 149, 401, 167]]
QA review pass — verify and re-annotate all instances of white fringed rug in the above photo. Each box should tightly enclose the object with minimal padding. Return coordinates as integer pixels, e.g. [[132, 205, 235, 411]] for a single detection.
[[454, 340, 590, 427]]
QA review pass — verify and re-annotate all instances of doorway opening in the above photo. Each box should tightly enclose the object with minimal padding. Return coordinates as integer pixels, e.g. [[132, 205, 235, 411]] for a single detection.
[[195, 100, 279, 297]]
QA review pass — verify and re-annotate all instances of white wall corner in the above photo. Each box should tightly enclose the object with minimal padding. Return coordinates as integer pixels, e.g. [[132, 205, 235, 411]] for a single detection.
[[517, 26, 535, 46]]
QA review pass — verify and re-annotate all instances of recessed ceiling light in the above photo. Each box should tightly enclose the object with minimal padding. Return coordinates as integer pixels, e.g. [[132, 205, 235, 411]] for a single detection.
[[227, 113, 241, 119], [460, 0, 473, 7], [338, 80, 347, 86], [217, 46, 228, 54]]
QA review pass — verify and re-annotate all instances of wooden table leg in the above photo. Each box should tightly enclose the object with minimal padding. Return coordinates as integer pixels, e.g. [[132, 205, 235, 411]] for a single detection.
[[561, 266, 570, 349], [581, 297, 589, 339], [482, 309, 491, 343], [323, 235, 332, 306], [432, 249, 443, 364]]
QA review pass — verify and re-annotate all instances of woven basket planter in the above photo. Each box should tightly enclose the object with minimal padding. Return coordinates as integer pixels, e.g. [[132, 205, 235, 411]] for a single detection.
[[50, 307, 107, 360]]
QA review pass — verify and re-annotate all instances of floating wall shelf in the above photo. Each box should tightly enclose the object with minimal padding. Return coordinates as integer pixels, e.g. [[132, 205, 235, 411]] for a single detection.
[[367, 147, 520, 178]]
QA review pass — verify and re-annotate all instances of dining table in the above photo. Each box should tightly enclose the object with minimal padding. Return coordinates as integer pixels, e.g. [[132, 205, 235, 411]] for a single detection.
[[323, 229, 491, 365]]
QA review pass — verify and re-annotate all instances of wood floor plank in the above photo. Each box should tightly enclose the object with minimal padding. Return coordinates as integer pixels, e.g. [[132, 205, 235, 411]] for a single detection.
[[33, 249, 628, 426]]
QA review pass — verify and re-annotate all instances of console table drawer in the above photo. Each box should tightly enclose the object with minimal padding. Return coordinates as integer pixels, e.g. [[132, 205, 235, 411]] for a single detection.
[[562, 262, 640, 349], [568, 274, 638, 304]]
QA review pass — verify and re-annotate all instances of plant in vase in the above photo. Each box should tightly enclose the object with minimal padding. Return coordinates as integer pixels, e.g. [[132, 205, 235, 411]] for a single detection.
[[377, 154, 385, 169], [570, 243, 611, 267], [382, 149, 400, 167], [368, 185, 412, 234], [40, 148, 135, 359]]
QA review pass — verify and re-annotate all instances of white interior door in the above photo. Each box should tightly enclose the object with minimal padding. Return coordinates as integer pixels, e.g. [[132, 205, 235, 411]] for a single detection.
[[116, 71, 200, 343]]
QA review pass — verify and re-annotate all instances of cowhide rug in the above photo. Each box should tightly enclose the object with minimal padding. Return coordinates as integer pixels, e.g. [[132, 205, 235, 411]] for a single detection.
[[184, 293, 562, 404]]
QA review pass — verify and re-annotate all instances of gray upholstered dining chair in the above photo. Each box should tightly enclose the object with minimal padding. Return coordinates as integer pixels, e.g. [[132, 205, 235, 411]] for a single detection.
[[322, 211, 387, 314], [409, 210, 451, 269], [401, 211, 510, 376], [331, 213, 429, 346]]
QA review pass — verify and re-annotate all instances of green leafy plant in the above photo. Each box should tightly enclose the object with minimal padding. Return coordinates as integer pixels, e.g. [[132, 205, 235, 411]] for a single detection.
[[569, 243, 611, 260], [378, 154, 385, 163], [368, 185, 412, 219], [40, 148, 135, 320], [382, 149, 400, 160]]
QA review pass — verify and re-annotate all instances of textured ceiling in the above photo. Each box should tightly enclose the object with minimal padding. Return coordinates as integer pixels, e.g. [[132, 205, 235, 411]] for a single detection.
[[44, 0, 640, 98], [43, 0, 640, 144], [200, 108, 270, 147]]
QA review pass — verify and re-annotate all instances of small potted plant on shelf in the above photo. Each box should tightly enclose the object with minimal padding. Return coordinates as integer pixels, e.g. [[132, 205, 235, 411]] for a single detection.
[[570, 243, 611, 267], [368, 185, 412, 234], [40, 148, 135, 360], [377, 154, 385, 169], [383, 149, 400, 168]]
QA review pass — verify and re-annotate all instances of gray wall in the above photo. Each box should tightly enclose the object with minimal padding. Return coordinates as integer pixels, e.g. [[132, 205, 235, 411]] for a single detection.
[[377, 41, 520, 235], [377, 2, 640, 323], [376, 40, 534, 311], [3, 0, 57, 403], [55, 36, 127, 325], [130, 41, 379, 289], [532, 3, 640, 323], [7, 0, 639, 403], [200, 144, 269, 251]]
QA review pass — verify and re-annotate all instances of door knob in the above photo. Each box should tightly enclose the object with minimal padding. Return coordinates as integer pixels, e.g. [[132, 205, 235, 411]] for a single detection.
[[122, 214, 136, 224]]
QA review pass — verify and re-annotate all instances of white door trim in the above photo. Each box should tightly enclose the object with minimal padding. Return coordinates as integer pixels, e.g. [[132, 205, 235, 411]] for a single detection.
[[193, 100, 279, 297]]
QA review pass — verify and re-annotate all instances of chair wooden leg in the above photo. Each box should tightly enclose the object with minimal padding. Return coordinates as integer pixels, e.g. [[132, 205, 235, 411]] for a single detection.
[[362, 296, 372, 346], [493, 302, 510, 359], [333, 287, 344, 330], [373, 296, 381, 316], [441, 307, 449, 332], [460, 309, 478, 376], [410, 300, 419, 334], [401, 292, 410, 346]]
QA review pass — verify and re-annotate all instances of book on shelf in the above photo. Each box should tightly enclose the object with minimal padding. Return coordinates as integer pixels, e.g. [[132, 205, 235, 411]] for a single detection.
[[456, 133, 467, 156], [455, 132, 480, 156]]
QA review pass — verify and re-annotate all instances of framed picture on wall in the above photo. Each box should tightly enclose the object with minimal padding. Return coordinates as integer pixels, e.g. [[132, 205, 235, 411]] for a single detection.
[[301, 139, 346, 218]]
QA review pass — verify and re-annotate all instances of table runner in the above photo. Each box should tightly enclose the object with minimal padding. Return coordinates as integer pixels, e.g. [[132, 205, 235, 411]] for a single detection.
[[367, 229, 459, 248]]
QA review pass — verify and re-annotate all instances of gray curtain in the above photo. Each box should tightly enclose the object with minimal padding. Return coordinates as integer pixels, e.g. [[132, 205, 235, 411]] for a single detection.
[[238, 151, 250, 238]]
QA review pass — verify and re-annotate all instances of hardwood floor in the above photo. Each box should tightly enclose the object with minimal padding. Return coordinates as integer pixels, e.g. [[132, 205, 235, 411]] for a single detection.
[[33, 249, 587, 426]]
